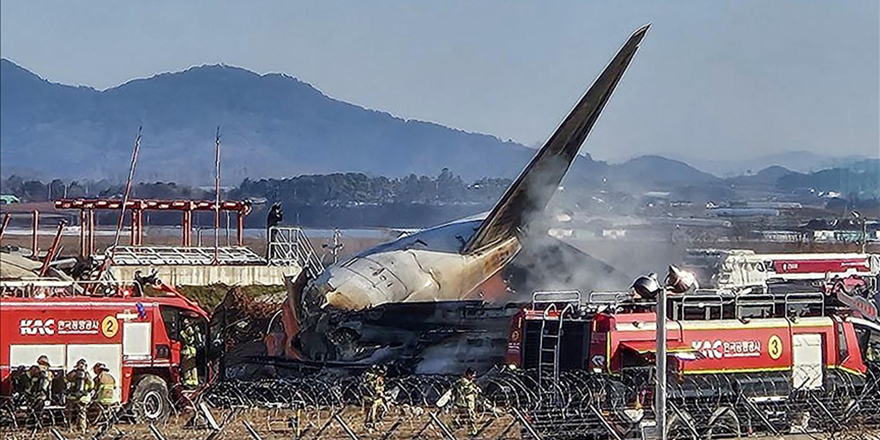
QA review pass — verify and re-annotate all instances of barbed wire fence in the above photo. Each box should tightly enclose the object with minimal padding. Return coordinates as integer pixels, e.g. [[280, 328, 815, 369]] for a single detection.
[[5, 366, 880, 439]]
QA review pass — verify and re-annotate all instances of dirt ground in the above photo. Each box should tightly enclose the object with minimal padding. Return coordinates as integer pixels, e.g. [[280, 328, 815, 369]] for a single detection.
[[3, 405, 877, 440], [1, 405, 523, 440]]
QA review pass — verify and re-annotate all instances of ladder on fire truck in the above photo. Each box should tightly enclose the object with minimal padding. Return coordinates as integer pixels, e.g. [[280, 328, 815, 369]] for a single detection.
[[533, 291, 580, 397]]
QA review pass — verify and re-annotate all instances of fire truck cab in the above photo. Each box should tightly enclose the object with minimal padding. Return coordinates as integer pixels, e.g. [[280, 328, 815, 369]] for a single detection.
[[0, 278, 211, 422]]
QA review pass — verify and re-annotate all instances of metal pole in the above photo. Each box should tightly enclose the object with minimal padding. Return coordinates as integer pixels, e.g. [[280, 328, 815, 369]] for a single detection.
[[138, 208, 144, 246], [89, 209, 95, 257], [88, 209, 95, 257], [655, 287, 668, 440], [79, 210, 87, 257], [428, 411, 457, 440], [182, 212, 188, 246], [148, 424, 167, 440], [130, 209, 138, 246], [31, 210, 39, 258], [214, 126, 221, 265], [511, 407, 543, 440], [237, 212, 244, 246], [0, 213, 10, 242], [242, 420, 263, 440], [332, 414, 360, 440], [40, 220, 67, 277], [106, 127, 142, 268], [225, 211, 231, 246]]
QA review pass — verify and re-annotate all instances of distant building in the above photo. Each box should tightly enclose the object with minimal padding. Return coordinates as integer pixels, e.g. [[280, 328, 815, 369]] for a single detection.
[[813, 230, 865, 243], [800, 218, 879, 244], [0, 194, 20, 204], [753, 230, 806, 243]]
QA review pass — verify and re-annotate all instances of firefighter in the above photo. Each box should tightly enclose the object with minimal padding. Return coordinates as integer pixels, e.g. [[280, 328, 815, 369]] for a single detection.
[[452, 367, 481, 436], [266, 203, 284, 260], [11, 365, 29, 400], [90, 362, 118, 425], [65, 359, 93, 434], [361, 364, 387, 430], [180, 318, 201, 388], [92, 362, 118, 406], [24, 356, 54, 412], [35, 355, 53, 392]]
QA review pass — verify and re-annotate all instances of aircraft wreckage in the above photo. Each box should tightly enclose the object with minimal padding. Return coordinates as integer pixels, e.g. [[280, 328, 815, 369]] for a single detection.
[[266, 26, 650, 373]]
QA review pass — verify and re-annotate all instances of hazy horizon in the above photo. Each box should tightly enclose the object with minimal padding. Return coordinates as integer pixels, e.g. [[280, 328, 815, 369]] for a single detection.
[[1, 1, 878, 163]]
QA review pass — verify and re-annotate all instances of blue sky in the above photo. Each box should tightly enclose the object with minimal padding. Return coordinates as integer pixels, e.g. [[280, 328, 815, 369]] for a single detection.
[[1, 1, 877, 162]]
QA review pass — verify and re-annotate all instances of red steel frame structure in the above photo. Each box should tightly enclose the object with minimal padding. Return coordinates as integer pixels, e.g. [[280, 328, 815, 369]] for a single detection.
[[54, 198, 252, 257]]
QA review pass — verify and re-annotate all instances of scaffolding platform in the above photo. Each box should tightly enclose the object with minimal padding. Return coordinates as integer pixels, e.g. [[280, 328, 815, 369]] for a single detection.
[[104, 246, 266, 266]]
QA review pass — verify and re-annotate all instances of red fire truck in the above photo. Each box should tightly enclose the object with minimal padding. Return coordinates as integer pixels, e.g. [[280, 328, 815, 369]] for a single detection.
[[0, 277, 211, 422], [506, 289, 880, 435]]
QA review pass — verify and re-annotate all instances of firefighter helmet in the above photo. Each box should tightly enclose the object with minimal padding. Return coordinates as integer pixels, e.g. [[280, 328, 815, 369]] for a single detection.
[[36, 355, 50, 367], [631, 274, 661, 299]]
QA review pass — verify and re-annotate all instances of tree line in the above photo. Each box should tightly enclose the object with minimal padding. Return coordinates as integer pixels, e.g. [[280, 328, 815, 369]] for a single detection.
[[0, 169, 512, 206]]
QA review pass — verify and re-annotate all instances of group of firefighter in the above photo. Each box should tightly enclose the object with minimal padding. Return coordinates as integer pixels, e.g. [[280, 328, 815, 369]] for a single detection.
[[12, 355, 118, 434], [361, 365, 483, 436]]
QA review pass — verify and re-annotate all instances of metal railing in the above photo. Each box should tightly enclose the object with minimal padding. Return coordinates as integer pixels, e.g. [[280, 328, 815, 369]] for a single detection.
[[0, 278, 143, 298], [267, 227, 324, 278], [671, 290, 826, 321], [107, 245, 265, 266], [531, 290, 581, 310]]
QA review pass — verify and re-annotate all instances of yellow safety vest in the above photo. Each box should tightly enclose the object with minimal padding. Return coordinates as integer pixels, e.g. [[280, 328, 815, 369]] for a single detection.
[[94, 372, 117, 405]]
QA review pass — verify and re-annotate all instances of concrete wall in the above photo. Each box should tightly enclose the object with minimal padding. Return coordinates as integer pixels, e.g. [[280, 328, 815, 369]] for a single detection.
[[112, 264, 300, 286]]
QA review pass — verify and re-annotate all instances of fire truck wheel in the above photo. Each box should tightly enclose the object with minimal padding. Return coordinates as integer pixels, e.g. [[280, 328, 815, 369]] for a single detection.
[[131, 375, 171, 423]]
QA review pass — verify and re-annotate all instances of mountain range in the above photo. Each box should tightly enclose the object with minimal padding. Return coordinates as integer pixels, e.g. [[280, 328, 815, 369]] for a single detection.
[[0, 59, 867, 190], [682, 151, 871, 178], [2, 59, 542, 183]]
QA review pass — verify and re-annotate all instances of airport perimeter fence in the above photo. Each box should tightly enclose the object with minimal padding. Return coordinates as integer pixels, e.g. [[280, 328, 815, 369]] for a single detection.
[[5, 365, 880, 439]]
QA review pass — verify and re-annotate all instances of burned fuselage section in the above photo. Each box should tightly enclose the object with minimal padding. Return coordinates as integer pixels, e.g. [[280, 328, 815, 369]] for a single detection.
[[299, 219, 519, 312], [293, 299, 521, 373], [283, 218, 521, 371]]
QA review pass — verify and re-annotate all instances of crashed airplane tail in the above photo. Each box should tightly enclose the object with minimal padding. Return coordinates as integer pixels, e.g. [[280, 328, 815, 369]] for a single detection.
[[464, 24, 649, 254], [273, 25, 650, 365]]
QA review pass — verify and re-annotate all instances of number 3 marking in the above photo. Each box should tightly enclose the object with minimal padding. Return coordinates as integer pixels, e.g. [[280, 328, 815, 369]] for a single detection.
[[768, 335, 783, 360]]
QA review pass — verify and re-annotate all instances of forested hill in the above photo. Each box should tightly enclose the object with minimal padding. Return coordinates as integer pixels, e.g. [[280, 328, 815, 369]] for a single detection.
[[1, 59, 539, 183]]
